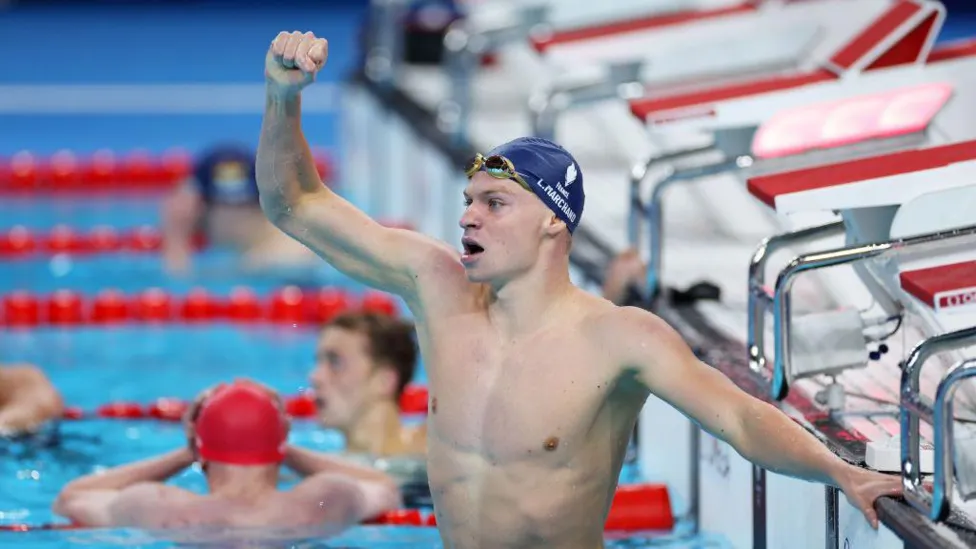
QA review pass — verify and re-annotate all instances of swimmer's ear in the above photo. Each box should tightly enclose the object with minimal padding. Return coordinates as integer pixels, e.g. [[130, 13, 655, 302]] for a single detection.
[[543, 214, 566, 238], [368, 366, 399, 399]]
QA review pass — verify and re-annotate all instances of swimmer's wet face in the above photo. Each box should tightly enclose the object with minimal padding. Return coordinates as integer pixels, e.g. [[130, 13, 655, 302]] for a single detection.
[[310, 327, 379, 428], [459, 172, 558, 283], [459, 137, 585, 283], [310, 330, 404, 431], [309, 313, 418, 431]]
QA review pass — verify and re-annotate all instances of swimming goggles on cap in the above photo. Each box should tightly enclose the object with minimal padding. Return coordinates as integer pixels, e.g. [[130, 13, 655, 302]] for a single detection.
[[464, 153, 531, 192]]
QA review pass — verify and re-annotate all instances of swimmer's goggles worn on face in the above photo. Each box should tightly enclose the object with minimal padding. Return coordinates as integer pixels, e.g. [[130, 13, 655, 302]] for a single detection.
[[464, 154, 531, 192]]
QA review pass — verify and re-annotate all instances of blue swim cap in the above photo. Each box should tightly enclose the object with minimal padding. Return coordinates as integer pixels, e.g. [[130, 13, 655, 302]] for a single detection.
[[193, 145, 259, 206], [484, 137, 585, 234]]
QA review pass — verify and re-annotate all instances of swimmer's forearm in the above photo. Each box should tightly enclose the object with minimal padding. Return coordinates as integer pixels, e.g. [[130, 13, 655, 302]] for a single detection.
[[284, 445, 395, 484], [256, 92, 328, 217], [734, 399, 845, 487], [60, 448, 194, 494]]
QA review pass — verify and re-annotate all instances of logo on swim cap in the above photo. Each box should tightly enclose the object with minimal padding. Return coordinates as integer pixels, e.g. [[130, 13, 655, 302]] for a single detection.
[[565, 163, 578, 187], [210, 160, 255, 204], [192, 146, 260, 206], [485, 137, 585, 233]]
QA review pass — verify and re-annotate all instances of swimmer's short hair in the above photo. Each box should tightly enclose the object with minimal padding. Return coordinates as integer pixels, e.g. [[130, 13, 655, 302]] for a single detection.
[[325, 312, 418, 398]]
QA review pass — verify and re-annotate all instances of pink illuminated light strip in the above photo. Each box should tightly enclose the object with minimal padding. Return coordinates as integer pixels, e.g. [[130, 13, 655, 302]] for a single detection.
[[751, 82, 953, 159]]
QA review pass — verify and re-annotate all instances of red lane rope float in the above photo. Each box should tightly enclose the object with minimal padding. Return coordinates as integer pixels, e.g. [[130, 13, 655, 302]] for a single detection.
[[1, 482, 671, 532], [60, 385, 431, 421], [0, 148, 334, 194], [1, 286, 399, 327], [0, 523, 83, 532], [365, 483, 674, 531], [1, 220, 413, 259], [0, 225, 207, 258]]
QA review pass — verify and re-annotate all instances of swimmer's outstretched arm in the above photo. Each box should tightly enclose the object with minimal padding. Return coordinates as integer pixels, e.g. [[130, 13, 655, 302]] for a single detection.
[[610, 308, 902, 530], [256, 31, 458, 300], [52, 448, 194, 527]]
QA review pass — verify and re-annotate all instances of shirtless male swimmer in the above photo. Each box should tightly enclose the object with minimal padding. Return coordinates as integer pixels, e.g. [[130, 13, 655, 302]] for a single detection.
[[258, 31, 903, 549]]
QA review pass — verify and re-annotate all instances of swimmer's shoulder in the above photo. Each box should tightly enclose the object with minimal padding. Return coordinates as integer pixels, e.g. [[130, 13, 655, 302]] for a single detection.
[[580, 296, 674, 353], [0, 363, 46, 383], [0, 364, 50, 401]]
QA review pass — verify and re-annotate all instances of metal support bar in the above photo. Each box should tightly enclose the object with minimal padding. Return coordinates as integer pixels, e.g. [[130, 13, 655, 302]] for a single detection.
[[644, 157, 744, 297], [627, 147, 715, 249], [439, 5, 550, 142], [530, 60, 644, 142], [747, 222, 846, 374], [900, 329, 976, 521], [770, 223, 976, 401], [365, 0, 409, 87], [902, 358, 976, 521]]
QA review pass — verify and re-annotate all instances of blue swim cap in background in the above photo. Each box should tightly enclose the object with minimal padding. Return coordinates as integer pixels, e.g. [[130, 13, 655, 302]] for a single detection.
[[193, 145, 259, 206], [485, 137, 585, 234]]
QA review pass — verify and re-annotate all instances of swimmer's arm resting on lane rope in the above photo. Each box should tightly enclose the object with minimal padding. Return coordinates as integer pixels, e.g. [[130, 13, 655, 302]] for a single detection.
[[610, 307, 902, 529], [284, 445, 402, 523], [255, 92, 459, 300], [52, 448, 195, 528]]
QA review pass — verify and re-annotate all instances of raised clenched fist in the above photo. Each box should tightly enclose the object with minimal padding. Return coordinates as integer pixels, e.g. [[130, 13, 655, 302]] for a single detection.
[[265, 31, 329, 97]]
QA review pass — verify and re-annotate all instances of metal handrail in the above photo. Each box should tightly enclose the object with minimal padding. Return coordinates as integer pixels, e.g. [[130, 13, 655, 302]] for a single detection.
[[900, 330, 976, 521], [438, 5, 550, 142], [627, 147, 741, 296], [769, 223, 976, 401], [902, 357, 976, 521], [746, 222, 846, 373], [364, 0, 409, 87], [529, 60, 645, 142], [628, 147, 713, 247]]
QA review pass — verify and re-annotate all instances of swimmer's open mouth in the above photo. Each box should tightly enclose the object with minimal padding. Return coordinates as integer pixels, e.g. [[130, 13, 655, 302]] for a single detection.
[[461, 237, 484, 257]]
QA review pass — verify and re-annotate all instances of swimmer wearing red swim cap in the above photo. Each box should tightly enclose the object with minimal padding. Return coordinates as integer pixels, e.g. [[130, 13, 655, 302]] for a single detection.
[[258, 30, 905, 549], [191, 380, 289, 467], [53, 379, 400, 532]]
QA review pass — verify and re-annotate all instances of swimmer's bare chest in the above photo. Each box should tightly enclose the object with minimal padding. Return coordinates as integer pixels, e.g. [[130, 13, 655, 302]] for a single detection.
[[417, 312, 645, 548], [424, 317, 616, 459]]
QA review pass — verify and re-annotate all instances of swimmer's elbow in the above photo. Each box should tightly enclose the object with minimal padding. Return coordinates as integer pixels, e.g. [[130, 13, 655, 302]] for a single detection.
[[51, 491, 72, 518], [356, 479, 402, 522], [260, 190, 324, 231], [52, 491, 106, 527], [34, 380, 64, 419]]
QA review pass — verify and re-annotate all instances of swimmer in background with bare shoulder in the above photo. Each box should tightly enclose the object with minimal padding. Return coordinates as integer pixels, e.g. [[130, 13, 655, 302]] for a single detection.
[[309, 311, 426, 458], [256, 31, 903, 549]]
